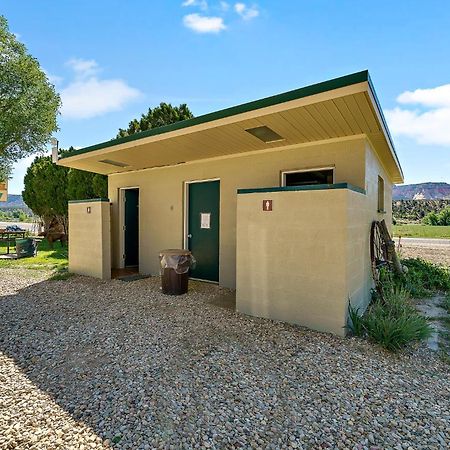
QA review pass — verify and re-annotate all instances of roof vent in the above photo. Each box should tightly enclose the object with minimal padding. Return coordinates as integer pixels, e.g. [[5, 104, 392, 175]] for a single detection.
[[245, 126, 284, 143], [99, 159, 129, 168]]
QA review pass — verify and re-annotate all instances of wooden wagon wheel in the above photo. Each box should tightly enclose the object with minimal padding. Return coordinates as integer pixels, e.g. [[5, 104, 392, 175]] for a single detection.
[[370, 220, 390, 296], [370, 220, 404, 300]]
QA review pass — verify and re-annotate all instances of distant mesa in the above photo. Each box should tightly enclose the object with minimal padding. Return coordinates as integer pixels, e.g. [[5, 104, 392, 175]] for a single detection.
[[0, 194, 29, 210], [393, 182, 450, 200]]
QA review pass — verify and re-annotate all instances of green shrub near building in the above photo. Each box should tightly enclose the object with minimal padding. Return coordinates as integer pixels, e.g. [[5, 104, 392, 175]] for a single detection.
[[348, 259, 450, 351], [423, 206, 450, 226]]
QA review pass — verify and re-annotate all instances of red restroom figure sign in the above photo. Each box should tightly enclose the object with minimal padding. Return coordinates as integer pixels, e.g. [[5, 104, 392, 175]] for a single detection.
[[262, 200, 272, 211]]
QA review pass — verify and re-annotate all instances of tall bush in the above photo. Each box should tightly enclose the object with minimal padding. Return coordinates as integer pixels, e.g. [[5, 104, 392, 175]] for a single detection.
[[423, 206, 450, 226]]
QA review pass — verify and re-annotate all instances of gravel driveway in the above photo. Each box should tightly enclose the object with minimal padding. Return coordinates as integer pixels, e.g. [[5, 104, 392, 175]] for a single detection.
[[1, 269, 449, 449], [394, 237, 450, 266]]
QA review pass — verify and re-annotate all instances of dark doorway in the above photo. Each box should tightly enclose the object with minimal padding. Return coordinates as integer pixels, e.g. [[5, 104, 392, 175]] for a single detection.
[[187, 180, 220, 282], [124, 188, 139, 267]]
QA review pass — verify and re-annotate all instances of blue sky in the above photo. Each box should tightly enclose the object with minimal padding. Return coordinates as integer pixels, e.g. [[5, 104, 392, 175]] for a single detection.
[[2, 0, 450, 194]]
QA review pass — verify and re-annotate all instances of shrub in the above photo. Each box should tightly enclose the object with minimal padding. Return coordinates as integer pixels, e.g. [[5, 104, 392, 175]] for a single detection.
[[423, 206, 450, 225], [363, 303, 431, 351], [400, 258, 450, 297], [347, 303, 365, 337], [439, 207, 450, 225], [348, 272, 433, 351], [423, 211, 439, 225]]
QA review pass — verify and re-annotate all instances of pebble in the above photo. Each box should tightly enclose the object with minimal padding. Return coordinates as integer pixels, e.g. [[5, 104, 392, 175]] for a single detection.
[[0, 268, 449, 449]]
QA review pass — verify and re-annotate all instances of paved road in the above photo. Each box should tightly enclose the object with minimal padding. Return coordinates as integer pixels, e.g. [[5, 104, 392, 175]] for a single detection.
[[393, 237, 450, 248], [0, 221, 35, 232]]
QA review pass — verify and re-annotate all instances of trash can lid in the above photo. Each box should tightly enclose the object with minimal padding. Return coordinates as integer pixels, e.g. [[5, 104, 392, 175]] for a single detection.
[[159, 248, 192, 256]]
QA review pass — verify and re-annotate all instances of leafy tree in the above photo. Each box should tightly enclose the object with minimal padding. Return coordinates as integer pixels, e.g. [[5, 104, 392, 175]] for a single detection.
[[440, 207, 450, 226], [423, 206, 450, 226], [67, 169, 107, 200], [22, 155, 68, 231], [61, 147, 108, 200], [0, 16, 61, 180], [23, 150, 108, 231], [117, 102, 193, 138], [92, 173, 108, 198], [422, 211, 439, 226]]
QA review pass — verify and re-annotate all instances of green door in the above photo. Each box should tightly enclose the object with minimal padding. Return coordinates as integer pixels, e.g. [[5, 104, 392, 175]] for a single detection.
[[188, 180, 220, 282], [124, 189, 139, 267]]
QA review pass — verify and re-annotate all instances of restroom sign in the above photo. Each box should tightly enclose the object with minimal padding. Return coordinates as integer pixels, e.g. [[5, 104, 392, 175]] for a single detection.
[[262, 200, 272, 211]]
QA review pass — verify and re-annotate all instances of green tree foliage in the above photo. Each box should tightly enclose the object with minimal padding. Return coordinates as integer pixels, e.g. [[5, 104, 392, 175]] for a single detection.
[[61, 147, 108, 201], [0, 208, 32, 222], [22, 155, 68, 229], [67, 169, 107, 200], [0, 16, 60, 180], [92, 173, 108, 198], [393, 199, 450, 223], [23, 151, 107, 230], [423, 206, 450, 226], [116, 103, 193, 138]]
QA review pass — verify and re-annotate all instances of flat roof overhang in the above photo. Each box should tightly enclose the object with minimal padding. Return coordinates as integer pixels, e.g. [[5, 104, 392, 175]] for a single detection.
[[58, 70, 404, 183]]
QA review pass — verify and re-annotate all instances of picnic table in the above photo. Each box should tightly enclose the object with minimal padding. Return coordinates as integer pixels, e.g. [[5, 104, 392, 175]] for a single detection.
[[0, 230, 27, 254]]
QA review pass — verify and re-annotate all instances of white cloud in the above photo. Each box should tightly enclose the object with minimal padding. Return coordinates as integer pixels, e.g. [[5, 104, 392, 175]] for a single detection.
[[183, 13, 226, 33], [386, 106, 450, 147], [220, 1, 230, 11], [234, 2, 259, 20], [59, 58, 141, 119], [61, 79, 141, 120], [66, 58, 99, 78], [386, 83, 450, 147], [182, 0, 208, 10], [397, 84, 450, 108]]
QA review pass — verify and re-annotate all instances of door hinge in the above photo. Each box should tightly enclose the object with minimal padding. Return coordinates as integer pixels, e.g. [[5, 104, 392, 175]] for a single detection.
[[123, 254, 126, 260], [123, 225, 126, 231]]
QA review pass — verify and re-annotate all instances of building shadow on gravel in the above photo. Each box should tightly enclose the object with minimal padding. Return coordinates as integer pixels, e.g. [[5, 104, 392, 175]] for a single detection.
[[0, 275, 303, 448]]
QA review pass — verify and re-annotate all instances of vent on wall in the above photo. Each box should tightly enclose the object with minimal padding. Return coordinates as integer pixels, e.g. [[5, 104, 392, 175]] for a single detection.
[[245, 126, 285, 143], [99, 159, 129, 168]]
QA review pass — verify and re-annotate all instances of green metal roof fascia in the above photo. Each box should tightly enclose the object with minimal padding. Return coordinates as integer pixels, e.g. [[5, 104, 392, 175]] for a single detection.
[[237, 183, 366, 195], [367, 74, 404, 179], [68, 198, 110, 204], [60, 70, 370, 160]]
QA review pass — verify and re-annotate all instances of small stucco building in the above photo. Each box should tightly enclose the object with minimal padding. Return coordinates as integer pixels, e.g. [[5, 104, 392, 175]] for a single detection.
[[59, 70, 403, 336]]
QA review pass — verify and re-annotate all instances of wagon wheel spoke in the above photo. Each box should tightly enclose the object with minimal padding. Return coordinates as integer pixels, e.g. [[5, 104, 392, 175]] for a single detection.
[[370, 220, 394, 301]]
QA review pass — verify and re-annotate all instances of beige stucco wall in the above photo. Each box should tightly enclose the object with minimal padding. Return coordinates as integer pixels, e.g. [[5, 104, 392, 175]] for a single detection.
[[365, 140, 394, 230], [108, 137, 367, 288], [236, 188, 367, 336], [345, 140, 394, 315], [68, 200, 111, 280]]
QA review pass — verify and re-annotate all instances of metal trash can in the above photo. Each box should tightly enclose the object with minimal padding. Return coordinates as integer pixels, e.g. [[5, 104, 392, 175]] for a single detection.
[[16, 238, 37, 259], [159, 249, 195, 295]]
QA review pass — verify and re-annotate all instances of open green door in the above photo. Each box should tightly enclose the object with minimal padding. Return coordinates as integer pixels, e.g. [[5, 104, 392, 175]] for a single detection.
[[124, 188, 139, 267], [187, 180, 220, 282]]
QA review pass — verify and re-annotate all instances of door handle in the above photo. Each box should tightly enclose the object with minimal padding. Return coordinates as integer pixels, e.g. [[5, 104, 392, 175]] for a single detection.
[[188, 234, 192, 238]]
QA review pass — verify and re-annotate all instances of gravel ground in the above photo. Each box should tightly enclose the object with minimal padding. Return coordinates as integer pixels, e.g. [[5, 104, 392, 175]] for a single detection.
[[0, 269, 449, 450], [395, 238, 450, 266]]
